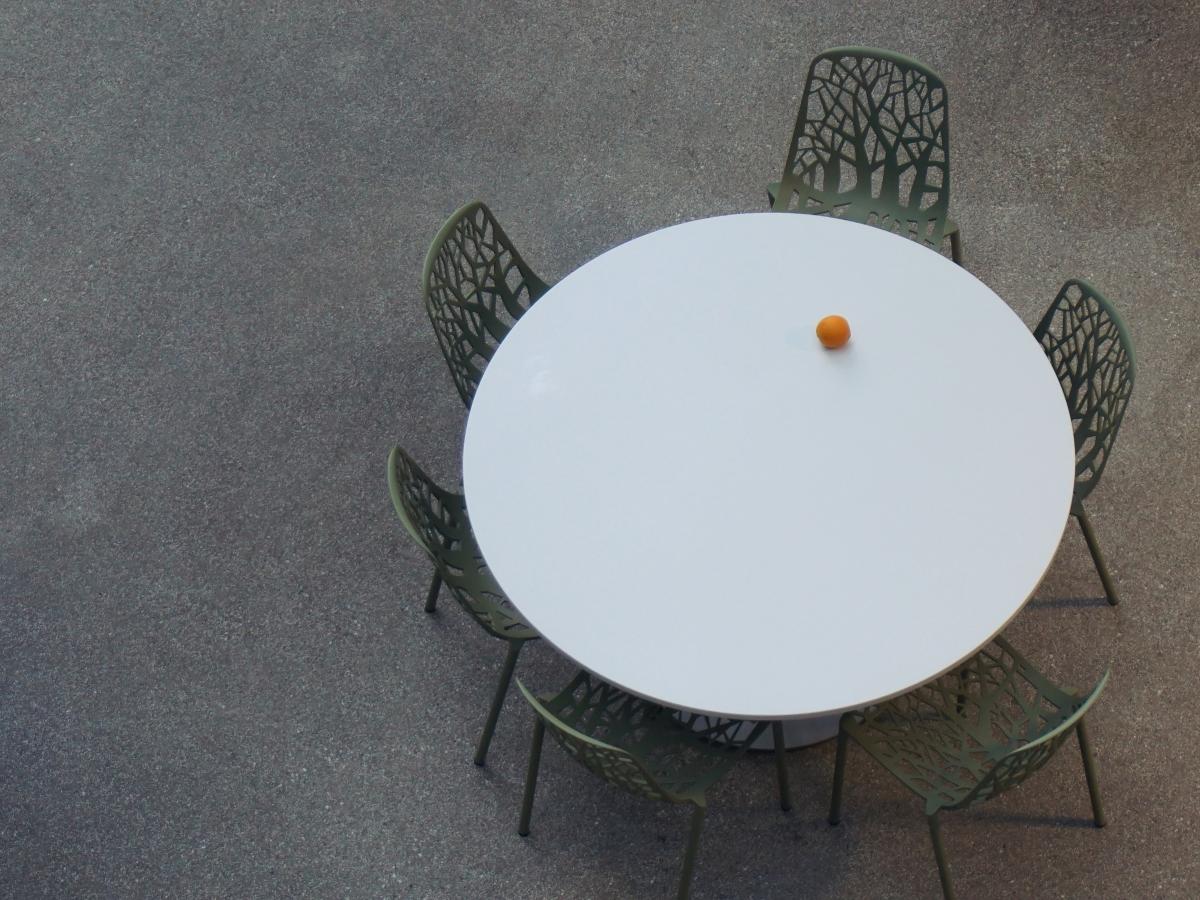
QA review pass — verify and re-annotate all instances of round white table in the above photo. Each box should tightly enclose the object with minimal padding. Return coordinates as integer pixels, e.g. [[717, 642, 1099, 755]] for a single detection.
[[463, 213, 1075, 745]]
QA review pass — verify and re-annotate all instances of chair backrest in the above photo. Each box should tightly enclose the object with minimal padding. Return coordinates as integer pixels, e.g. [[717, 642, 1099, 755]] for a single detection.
[[952, 675, 1109, 812], [1033, 279, 1136, 502], [386, 446, 535, 640], [421, 201, 550, 408], [776, 47, 951, 249], [518, 675, 680, 803]]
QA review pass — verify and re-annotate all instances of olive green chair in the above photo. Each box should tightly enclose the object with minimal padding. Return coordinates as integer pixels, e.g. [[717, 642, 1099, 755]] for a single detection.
[[1034, 279, 1136, 605], [829, 637, 1109, 899], [422, 201, 552, 408], [767, 47, 963, 264], [518, 673, 793, 900], [387, 446, 539, 765]]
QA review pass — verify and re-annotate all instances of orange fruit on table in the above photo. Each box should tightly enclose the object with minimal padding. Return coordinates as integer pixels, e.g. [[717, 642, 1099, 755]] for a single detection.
[[816, 315, 851, 349]]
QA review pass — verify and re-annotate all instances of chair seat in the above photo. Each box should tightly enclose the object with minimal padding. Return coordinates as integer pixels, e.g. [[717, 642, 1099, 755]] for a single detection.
[[843, 709, 1070, 812], [628, 710, 750, 800], [533, 673, 764, 804], [841, 638, 1093, 814]]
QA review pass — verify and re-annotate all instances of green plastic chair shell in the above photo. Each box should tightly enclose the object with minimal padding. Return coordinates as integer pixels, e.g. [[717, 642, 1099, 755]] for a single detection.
[[1034, 279, 1135, 605], [768, 47, 963, 263], [517, 672, 792, 900], [829, 636, 1108, 899], [387, 446, 538, 765], [421, 201, 551, 408]]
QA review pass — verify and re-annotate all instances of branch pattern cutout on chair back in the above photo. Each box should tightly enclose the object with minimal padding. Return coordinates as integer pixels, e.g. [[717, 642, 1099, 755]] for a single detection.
[[1033, 280, 1135, 503], [388, 448, 537, 641], [534, 673, 758, 805], [779, 48, 950, 248], [422, 202, 550, 407], [846, 639, 1092, 815]]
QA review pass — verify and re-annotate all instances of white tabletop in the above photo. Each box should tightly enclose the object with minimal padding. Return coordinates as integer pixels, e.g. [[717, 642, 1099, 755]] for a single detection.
[[463, 213, 1075, 721]]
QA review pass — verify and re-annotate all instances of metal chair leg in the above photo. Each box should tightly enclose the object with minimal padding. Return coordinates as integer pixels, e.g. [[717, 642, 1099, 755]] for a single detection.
[[949, 228, 963, 266], [772, 721, 792, 812], [475, 640, 523, 766], [829, 722, 848, 825], [928, 813, 955, 900], [677, 804, 707, 900], [1076, 720, 1107, 827], [424, 569, 442, 612], [1076, 506, 1120, 605], [518, 718, 546, 836]]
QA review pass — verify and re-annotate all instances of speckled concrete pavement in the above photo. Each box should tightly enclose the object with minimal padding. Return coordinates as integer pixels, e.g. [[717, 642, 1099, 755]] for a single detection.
[[3, 2, 1198, 897]]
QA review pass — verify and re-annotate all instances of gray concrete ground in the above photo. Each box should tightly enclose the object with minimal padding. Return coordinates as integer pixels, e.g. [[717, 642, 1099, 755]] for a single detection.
[[3, 1, 1198, 897]]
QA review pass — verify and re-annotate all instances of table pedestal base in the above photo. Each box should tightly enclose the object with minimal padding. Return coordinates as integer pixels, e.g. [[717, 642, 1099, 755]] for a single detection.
[[751, 714, 841, 750]]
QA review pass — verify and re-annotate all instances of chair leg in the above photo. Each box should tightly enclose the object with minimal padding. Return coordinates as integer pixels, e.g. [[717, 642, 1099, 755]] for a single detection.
[[949, 228, 963, 266], [1076, 720, 1107, 827], [424, 569, 442, 613], [1076, 506, 1120, 605], [677, 804, 707, 900], [518, 718, 546, 836], [772, 721, 792, 812], [927, 813, 955, 900], [475, 640, 523, 766], [829, 722, 848, 825]]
